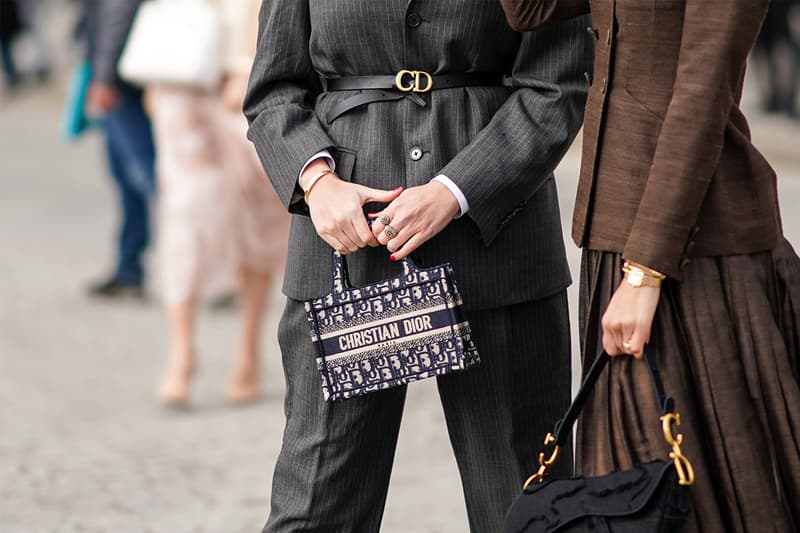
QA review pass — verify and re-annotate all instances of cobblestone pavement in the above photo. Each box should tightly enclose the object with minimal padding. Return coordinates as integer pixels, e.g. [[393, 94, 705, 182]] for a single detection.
[[1, 63, 799, 532]]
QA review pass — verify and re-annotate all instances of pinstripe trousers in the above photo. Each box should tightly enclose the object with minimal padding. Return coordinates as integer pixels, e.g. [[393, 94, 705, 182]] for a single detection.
[[263, 292, 572, 533]]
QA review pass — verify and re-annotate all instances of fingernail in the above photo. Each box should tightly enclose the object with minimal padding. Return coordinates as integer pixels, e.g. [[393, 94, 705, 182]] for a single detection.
[[393, 186, 403, 192], [367, 212, 378, 217], [390, 255, 396, 261]]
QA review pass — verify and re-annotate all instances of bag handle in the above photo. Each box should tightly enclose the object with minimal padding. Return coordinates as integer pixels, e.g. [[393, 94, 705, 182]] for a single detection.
[[549, 345, 673, 450], [523, 323, 695, 489], [331, 251, 420, 294]]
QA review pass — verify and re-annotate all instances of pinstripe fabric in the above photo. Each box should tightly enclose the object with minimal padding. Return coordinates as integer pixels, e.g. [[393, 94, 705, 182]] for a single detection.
[[244, 0, 592, 311], [264, 294, 571, 533]]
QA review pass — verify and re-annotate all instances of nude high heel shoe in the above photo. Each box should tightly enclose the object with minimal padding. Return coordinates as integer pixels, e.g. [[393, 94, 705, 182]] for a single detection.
[[157, 361, 194, 408]]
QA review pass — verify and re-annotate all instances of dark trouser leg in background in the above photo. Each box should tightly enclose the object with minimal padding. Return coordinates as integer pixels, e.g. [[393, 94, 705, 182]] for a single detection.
[[101, 87, 155, 286], [0, 37, 18, 88], [757, 3, 799, 116]]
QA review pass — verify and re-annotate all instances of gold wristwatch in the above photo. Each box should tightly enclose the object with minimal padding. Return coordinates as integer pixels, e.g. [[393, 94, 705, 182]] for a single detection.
[[622, 260, 666, 288]]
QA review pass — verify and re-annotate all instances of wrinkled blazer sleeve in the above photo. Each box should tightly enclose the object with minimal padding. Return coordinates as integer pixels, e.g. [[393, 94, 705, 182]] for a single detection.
[[439, 16, 591, 246], [499, 0, 590, 31], [243, 0, 336, 214], [622, 0, 769, 278]]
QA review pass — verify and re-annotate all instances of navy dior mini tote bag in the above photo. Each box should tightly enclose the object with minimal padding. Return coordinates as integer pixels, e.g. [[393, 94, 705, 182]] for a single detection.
[[304, 252, 481, 401]]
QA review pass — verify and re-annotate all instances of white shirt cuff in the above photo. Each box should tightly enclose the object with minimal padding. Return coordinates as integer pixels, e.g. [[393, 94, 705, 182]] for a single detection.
[[299, 150, 335, 184], [432, 175, 469, 218]]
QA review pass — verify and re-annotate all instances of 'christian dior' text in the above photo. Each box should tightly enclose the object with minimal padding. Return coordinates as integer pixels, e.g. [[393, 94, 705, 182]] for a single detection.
[[338, 316, 434, 351]]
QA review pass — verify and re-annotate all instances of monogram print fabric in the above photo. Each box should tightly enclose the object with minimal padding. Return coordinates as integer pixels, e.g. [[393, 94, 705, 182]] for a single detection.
[[305, 253, 481, 401]]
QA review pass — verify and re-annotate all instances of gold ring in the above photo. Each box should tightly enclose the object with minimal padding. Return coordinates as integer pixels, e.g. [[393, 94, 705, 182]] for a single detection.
[[378, 214, 391, 226], [384, 225, 398, 239], [623, 340, 632, 350]]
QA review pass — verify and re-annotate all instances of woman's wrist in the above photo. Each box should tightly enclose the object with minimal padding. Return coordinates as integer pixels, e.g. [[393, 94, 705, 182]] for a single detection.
[[300, 159, 334, 188], [303, 168, 338, 205], [427, 180, 461, 220]]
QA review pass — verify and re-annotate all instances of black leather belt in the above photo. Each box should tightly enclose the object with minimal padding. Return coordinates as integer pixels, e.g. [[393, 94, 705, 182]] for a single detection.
[[323, 71, 510, 123]]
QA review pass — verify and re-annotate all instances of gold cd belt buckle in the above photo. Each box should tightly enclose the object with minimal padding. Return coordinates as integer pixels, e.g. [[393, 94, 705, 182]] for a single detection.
[[395, 70, 433, 93]]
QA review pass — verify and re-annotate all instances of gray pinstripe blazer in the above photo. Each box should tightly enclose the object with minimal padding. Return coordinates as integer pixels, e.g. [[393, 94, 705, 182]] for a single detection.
[[244, 0, 591, 311]]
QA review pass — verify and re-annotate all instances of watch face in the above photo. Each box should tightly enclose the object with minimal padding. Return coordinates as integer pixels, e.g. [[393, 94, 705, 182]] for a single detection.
[[627, 270, 644, 287]]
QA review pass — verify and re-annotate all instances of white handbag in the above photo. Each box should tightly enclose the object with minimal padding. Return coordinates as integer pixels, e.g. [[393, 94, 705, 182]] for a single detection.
[[118, 0, 223, 89]]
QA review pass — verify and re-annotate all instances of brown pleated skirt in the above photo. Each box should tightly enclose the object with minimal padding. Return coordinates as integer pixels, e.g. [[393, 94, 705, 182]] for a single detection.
[[577, 239, 800, 533]]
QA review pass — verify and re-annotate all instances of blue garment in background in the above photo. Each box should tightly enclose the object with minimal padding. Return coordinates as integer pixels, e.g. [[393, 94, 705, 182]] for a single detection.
[[102, 86, 155, 285], [62, 61, 96, 140]]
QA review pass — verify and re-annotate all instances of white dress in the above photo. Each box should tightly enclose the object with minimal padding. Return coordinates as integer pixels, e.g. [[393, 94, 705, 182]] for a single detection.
[[149, 0, 289, 304]]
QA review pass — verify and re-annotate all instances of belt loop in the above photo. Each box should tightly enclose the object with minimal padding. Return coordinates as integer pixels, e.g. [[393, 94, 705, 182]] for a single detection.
[[404, 92, 427, 108]]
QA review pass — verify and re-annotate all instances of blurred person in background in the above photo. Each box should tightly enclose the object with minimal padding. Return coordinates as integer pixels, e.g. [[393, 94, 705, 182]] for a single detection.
[[0, 0, 23, 90], [84, 0, 156, 298], [15, 0, 52, 83], [148, 0, 290, 406], [754, 0, 799, 118]]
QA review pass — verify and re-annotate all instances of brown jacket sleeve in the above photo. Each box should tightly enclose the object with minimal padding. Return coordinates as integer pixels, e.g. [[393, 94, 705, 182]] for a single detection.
[[622, 0, 770, 278], [499, 0, 590, 31]]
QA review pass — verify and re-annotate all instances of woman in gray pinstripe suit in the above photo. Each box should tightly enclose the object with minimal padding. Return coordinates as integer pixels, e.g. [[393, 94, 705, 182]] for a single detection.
[[244, 1, 591, 531]]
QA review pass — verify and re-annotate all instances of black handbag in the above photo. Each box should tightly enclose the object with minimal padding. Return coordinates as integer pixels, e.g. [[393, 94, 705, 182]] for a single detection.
[[304, 252, 480, 401], [505, 346, 695, 532]]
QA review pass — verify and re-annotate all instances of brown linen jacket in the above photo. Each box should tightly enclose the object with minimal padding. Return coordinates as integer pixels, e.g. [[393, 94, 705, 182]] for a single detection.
[[500, 0, 782, 278]]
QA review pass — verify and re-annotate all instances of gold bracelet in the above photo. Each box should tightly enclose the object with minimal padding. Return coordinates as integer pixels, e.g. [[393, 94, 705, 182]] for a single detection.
[[303, 169, 337, 205], [622, 261, 665, 288], [624, 260, 666, 280]]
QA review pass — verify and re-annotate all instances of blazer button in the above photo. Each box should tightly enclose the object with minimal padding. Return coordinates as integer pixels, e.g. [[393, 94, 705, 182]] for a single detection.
[[406, 13, 421, 27], [409, 147, 424, 161], [680, 258, 691, 270], [691, 225, 701, 238], [600, 77, 607, 94], [684, 241, 696, 255], [584, 71, 593, 86]]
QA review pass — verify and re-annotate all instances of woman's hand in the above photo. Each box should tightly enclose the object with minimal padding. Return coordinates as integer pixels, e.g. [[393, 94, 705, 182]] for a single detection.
[[601, 283, 661, 358], [87, 82, 120, 114], [370, 181, 460, 261], [303, 161, 403, 255]]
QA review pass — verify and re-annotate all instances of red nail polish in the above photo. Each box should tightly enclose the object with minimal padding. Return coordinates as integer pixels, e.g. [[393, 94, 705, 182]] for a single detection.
[[390, 255, 396, 261]]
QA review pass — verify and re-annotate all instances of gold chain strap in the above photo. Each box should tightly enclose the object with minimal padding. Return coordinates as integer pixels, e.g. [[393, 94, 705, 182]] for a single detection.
[[522, 433, 560, 490]]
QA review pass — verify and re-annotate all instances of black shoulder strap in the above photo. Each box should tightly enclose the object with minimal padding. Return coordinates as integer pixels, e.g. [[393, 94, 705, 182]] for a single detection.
[[550, 343, 675, 448]]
